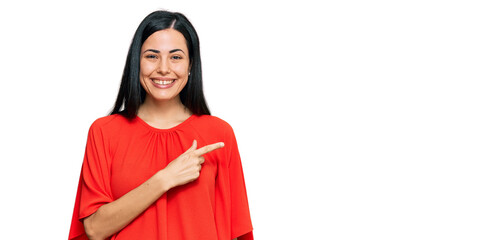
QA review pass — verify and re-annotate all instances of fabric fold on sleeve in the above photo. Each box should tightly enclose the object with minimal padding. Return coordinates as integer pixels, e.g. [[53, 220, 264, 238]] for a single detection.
[[226, 126, 254, 240], [69, 121, 114, 240]]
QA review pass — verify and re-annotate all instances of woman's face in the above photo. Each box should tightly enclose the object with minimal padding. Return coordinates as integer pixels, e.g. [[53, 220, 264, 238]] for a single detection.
[[140, 29, 190, 103]]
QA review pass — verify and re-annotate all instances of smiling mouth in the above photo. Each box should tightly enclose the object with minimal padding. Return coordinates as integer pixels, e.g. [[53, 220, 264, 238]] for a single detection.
[[150, 78, 176, 89], [152, 79, 174, 85]]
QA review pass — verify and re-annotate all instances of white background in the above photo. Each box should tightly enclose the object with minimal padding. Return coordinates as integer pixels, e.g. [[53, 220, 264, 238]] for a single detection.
[[0, 0, 502, 239]]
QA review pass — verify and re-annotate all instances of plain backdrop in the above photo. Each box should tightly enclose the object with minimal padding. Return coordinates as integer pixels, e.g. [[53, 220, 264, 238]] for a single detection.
[[0, 0, 502, 239]]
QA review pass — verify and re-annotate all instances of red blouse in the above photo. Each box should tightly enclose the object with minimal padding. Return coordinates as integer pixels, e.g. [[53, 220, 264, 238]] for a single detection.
[[69, 114, 253, 240]]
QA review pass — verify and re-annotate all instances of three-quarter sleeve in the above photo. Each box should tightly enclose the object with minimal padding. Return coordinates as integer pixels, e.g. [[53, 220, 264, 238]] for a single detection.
[[69, 121, 113, 240], [229, 134, 253, 240], [220, 124, 254, 240]]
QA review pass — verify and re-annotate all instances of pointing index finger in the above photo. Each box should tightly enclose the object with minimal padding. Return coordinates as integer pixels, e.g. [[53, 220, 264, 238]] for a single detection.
[[194, 142, 225, 156]]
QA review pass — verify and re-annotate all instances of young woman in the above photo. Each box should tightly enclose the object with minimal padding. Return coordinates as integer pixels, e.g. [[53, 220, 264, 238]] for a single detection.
[[68, 10, 253, 240]]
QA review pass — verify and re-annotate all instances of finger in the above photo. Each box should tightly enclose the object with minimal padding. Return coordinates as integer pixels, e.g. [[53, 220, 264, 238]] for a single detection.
[[199, 156, 205, 164], [184, 140, 197, 153], [194, 142, 225, 156]]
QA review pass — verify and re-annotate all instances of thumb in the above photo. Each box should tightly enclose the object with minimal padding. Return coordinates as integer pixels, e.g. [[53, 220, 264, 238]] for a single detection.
[[190, 139, 198, 150], [184, 140, 198, 154]]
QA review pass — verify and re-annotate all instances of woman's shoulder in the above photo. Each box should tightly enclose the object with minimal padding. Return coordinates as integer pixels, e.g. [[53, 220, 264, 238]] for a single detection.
[[189, 115, 238, 140], [193, 114, 234, 131], [89, 114, 130, 132]]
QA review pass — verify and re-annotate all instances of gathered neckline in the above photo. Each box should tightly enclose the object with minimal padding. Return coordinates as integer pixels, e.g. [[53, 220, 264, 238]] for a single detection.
[[133, 114, 196, 132]]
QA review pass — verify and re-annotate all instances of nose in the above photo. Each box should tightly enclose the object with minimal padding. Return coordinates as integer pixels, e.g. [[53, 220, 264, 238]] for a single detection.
[[157, 58, 171, 75]]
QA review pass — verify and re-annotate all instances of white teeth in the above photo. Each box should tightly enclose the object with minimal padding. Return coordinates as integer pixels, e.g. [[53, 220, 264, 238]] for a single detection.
[[153, 79, 174, 85]]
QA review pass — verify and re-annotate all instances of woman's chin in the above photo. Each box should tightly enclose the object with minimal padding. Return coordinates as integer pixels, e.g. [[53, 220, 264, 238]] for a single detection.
[[146, 94, 181, 103]]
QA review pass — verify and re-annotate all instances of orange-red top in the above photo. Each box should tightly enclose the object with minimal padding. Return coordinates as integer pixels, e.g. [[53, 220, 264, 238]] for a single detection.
[[69, 114, 253, 240]]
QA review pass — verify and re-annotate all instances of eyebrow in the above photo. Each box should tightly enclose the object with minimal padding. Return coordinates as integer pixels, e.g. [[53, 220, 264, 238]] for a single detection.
[[169, 49, 185, 54], [142, 49, 185, 54], [143, 49, 160, 54]]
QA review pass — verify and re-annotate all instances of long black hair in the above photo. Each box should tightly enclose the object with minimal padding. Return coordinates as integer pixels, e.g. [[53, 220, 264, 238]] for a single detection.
[[110, 10, 210, 119]]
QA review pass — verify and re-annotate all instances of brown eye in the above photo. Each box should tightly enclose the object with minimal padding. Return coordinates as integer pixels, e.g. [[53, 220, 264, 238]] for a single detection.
[[146, 55, 158, 59], [172, 55, 182, 60]]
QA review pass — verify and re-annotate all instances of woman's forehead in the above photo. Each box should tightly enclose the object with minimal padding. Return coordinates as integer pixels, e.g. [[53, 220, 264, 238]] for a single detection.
[[142, 29, 188, 52]]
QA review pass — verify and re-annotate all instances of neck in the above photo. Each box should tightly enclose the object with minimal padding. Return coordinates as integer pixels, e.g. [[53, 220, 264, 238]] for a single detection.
[[137, 96, 192, 126]]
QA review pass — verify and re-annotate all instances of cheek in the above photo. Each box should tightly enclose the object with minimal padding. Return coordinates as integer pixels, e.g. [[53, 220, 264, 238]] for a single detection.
[[175, 67, 189, 90], [139, 62, 155, 91], [173, 65, 190, 76], [140, 61, 156, 77]]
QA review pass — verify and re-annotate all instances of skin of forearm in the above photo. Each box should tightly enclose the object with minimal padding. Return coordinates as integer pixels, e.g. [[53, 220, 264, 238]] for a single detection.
[[83, 171, 171, 240]]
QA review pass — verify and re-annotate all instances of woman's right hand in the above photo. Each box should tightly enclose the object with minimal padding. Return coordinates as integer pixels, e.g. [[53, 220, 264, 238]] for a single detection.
[[160, 140, 224, 190]]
